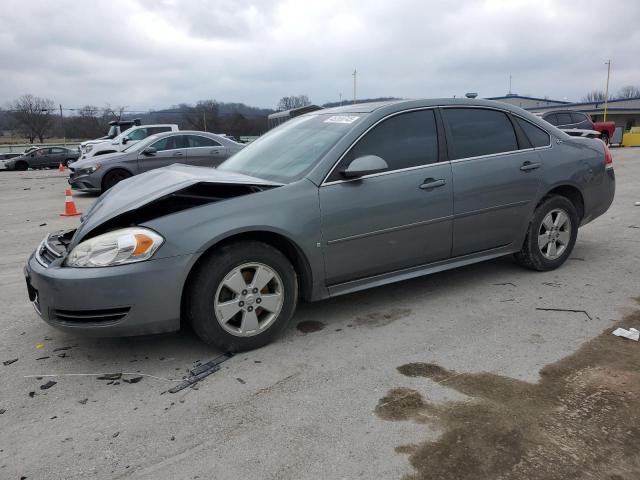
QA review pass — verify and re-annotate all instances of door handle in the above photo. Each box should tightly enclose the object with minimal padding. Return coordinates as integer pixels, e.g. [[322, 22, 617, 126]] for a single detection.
[[173, 152, 184, 156], [520, 161, 541, 171], [419, 178, 446, 190]]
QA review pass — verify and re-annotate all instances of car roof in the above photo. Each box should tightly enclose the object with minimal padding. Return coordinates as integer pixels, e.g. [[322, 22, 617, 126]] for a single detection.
[[314, 98, 536, 115]]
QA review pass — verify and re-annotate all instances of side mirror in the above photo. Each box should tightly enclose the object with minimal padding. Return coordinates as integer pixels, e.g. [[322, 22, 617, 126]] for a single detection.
[[340, 155, 388, 179], [142, 147, 157, 155], [122, 137, 128, 145]]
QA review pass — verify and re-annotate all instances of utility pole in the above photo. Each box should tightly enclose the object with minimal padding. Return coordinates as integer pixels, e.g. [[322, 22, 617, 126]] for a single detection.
[[603, 60, 611, 122], [339, 92, 342, 106], [59, 104, 66, 146], [508, 74, 512, 95], [352, 69, 357, 105], [203, 110, 207, 131]]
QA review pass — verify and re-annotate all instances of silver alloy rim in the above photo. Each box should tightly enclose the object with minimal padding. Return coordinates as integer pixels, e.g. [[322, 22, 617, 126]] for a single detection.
[[213, 262, 284, 337], [538, 208, 571, 260]]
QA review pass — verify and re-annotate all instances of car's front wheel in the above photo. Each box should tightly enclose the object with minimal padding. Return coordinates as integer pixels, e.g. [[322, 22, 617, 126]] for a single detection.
[[515, 195, 578, 271], [101, 169, 131, 192], [186, 241, 298, 351]]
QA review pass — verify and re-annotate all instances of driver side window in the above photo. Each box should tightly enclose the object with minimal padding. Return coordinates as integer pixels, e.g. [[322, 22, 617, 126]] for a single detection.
[[126, 128, 147, 141], [327, 109, 439, 182]]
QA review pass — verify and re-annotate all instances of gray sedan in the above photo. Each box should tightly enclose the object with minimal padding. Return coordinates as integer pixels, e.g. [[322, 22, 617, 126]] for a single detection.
[[25, 98, 615, 352], [4, 147, 79, 170], [68, 131, 245, 193]]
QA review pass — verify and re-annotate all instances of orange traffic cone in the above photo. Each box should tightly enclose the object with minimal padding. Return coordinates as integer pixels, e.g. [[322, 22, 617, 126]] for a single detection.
[[58, 162, 65, 173], [60, 189, 81, 217]]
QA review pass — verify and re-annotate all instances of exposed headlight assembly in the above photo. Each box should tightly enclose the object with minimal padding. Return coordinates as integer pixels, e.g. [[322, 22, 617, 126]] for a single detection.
[[65, 227, 164, 267]]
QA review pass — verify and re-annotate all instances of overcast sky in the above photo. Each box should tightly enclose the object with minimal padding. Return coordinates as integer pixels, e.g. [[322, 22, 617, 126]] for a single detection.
[[1, 0, 638, 111]]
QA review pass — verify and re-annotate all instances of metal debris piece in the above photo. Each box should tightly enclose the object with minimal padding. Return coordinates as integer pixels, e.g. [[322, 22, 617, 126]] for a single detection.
[[28, 391, 35, 398], [35, 356, 50, 361], [40, 380, 57, 390], [0, 408, 6, 414], [169, 353, 233, 393], [52, 346, 72, 352], [78, 398, 88, 405], [3, 358, 18, 366], [493, 282, 517, 287], [123, 376, 143, 384], [97, 373, 122, 381], [236, 377, 246, 384], [612, 327, 640, 342], [536, 307, 592, 320]]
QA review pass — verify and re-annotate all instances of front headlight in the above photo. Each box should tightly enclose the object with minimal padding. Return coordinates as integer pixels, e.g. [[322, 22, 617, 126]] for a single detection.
[[79, 164, 101, 175], [85, 145, 93, 153], [65, 227, 164, 267]]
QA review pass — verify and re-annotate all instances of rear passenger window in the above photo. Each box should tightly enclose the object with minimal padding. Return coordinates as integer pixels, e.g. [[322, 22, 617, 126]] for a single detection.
[[571, 113, 586, 124], [329, 109, 438, 181], [544, 114, 558, 126], [515, 117, 550, 148], [187, 135, 222, 147], [148, 127, 172, 135], [443, 108, 518, 160]]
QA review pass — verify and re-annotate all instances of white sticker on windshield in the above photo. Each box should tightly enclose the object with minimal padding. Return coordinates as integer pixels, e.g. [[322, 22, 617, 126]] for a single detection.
[[324, 115, 360, 124]]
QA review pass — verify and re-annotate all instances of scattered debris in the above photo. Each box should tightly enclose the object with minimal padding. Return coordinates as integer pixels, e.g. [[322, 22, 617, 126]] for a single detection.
[[78, 398, 88, 405], [569, 257, 585, 261], [236, 377, 246, 384], [612, 327, 639, 341], [52, 346, 72, 352], [536, 307, 592, 320], [296, 320, 326, 333], [123, 375, 143, 384], [112, 432, 119, 438], [493, 282, 516, 287], [40, 380, 57, 390], [254, 360, 262, 364], [542, 282, 562, 287], [39, 223, 47, 227], [50, 416, 57, 420], [3, 358, 18, 366], [28, 392, 35, 398], [97, 373, 122, 381], [57, 353, 67, 358], [335, 328, 342, 332], [499, 298, 515, 302], [35, 343, 44, 349], [35, 356, 50, 361], [170, 436, 175, 441], [23, 187, 31, 190], [635, 201, 640, 206], [169, 353, 233, 393], [0, 408, 6, 414], [629, 225, 640, 229]]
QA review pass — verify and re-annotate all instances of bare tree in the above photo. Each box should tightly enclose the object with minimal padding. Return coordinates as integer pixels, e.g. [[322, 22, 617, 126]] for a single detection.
[[276, 95, 311, 111], [9, 94, 55, 142], [181, 100, 220, 132], [616, 85, 640, 99], [103, 104, 128, 121], [581, 90, 606, 102]]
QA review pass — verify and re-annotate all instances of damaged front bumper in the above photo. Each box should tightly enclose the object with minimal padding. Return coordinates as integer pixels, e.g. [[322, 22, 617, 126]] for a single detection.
[[24, 235, 192, 337]]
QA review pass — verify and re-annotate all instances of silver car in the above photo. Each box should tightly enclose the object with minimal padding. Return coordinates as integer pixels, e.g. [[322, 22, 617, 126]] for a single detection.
[[68, 131, 245, 193], [25, 99, 615, 352]]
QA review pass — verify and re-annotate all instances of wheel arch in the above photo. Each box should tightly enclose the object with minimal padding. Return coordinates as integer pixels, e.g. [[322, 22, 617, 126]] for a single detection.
[[100, 166, 134, 190], [180, 229, 314, 323], [537, 183, 585, 221]]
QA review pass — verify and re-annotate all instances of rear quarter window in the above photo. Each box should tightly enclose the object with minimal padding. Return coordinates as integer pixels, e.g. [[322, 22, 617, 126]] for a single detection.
[[515, 117, 550, 148]]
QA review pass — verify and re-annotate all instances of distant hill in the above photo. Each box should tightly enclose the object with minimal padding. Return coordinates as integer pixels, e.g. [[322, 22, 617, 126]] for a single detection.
[[321, 97, 401, 108]]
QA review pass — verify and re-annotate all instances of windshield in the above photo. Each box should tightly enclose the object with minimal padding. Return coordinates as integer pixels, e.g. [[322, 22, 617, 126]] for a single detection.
[[107, 125, 118, 139], [123, 134, 158, 152], [217, 114, 360, 183]]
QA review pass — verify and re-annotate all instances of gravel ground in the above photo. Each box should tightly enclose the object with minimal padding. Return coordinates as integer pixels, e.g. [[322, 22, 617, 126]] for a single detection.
[[1, 148, 639, 479]]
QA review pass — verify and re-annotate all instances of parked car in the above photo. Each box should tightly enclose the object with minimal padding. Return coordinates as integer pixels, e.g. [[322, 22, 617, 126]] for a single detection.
[[68, 131, 245, 192], [25, 99, 615, 352], [4, 147, 80, 170], [540, 110, 615, 144], [0, 152, 23, 169], [78, 124, 179, 160]]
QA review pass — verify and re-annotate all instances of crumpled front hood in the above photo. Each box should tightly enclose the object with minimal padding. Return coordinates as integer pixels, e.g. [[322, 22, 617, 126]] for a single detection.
[[73, 163, 281, 245]]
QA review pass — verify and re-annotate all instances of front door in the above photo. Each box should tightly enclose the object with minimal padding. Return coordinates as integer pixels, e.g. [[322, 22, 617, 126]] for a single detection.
[[442, 107, 543, 256], [320, 109, 453, 285]]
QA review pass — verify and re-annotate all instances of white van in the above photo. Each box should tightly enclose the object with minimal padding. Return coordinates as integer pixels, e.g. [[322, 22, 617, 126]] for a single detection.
[[79, 124, 179, 160]]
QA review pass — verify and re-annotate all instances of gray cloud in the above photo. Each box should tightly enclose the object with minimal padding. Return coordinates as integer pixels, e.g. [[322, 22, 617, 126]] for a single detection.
[[1, 0, 638, 110]]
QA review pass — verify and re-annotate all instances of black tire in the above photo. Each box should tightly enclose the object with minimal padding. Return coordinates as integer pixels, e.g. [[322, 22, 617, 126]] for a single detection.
[[185, 241, 298, 352], [600, 132, 610, 145], [14, 161, 28, 171], [101, 169, 131, 192], [514, 195, 579, 271]]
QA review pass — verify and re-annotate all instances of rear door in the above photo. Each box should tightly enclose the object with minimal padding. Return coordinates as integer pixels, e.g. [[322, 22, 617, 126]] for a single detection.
[[320, 109, 453, 285], [185, 134, 227, 167], [47, 147, 66, 167], [442, 107, 544, 256], [137, 135, 188, 173]]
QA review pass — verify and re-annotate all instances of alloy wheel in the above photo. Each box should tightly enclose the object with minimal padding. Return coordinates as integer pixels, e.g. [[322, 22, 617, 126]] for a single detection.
[[537, 208, 572, 260]]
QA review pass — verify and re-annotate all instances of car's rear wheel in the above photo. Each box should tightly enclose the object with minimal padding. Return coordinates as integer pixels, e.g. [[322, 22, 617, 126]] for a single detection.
[[186, 241, 298, 352], [101, 169, 131, 192], [515, 195, 578, 271], [14, 161, 28, 171]]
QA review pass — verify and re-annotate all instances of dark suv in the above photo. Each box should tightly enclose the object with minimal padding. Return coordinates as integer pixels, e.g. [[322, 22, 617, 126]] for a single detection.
[[541, 111, 593, 130]]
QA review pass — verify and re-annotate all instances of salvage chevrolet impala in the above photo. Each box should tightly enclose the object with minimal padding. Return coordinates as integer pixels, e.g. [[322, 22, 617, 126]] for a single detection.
[[24, 99, 615, 351]]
